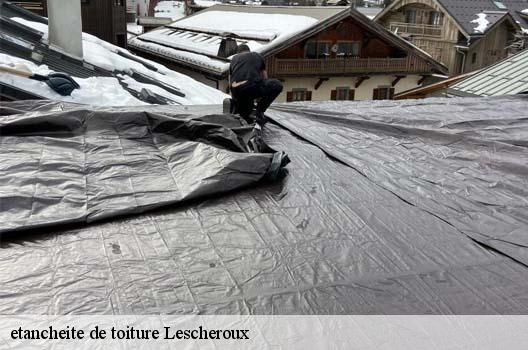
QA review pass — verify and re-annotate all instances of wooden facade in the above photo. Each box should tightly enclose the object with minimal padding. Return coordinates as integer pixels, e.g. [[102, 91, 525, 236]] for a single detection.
[[10, 0, 46, 15], [129, 7, 445, 102], [376, 0, 517, 75], [266, 16, 434, 78]]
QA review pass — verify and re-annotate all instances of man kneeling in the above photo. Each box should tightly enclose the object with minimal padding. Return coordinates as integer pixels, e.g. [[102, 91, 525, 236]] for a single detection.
[[229, 44, 283, 125]]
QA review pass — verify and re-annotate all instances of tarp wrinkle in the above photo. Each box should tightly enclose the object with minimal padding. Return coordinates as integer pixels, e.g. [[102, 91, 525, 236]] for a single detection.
[[0, 101, 289, 234]]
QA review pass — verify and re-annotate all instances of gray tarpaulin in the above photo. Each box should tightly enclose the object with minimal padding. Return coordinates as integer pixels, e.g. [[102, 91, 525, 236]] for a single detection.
[[0, 101, 288, 234], [0, 96, 528, 315], [269, 96, 528, 266]]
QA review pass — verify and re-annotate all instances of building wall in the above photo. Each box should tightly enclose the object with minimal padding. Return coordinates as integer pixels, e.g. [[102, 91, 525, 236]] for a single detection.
[[78, 0, 127, 47], [126, 0, 151, 17], [464, 21, 512, 73], [277, 75, 422, 102], [377, 0, 517, 75], [376, 0, 463, 74]]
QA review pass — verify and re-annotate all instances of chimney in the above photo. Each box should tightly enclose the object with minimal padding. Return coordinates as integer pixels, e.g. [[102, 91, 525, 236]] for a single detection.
[[47, 0, 83, 59], [217, 37, 238, 58]]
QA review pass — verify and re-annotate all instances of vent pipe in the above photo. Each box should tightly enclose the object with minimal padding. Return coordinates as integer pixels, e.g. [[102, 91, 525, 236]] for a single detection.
[[47, 0, 83, 59]]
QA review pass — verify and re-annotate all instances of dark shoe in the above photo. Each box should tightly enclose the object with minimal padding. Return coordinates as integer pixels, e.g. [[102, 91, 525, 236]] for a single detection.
[[256, 110, 267, 126]]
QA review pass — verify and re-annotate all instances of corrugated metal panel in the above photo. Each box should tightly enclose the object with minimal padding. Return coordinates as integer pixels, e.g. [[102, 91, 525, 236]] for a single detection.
[[452, 49, 528, 96]]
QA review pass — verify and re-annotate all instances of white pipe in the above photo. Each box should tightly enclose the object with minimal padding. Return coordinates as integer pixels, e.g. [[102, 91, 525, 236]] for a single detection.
[[47, 0, 83, 59]]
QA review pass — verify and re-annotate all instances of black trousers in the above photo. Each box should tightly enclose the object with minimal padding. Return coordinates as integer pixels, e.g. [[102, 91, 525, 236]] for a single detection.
[[231, 79, 283, 120]]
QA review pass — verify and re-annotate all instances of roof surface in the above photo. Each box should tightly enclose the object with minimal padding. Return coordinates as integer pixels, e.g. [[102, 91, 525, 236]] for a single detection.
[[129, 4, 446, 76], [0, 0, 226, 105], [377, 0, 523, 36], [437, 0, 520, 34], [130, 5, 345, 74], [451, 48, 528, 96], [1, 96, 527, 315]]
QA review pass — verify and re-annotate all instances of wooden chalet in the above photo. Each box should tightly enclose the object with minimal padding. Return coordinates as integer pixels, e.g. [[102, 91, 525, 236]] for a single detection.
[[375, 0, 523, 75], [129, 5, 447, 102]]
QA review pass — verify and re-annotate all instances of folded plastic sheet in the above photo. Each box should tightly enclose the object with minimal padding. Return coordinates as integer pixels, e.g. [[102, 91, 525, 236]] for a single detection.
[[1, 97, 528, 315], [269, 96, 528, 266], [0, 101, 288, 234]]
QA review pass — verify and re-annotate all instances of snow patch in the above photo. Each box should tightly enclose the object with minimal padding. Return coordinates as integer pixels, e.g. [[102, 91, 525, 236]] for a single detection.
[[0, 54, 147, 106], [155, 1, 185, 21], [10, 17, 227, 105], [471, 13, 489, 34]]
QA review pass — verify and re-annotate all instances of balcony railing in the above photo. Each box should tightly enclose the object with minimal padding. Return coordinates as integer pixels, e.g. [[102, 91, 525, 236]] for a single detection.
[[271, 57, 430, 76], [389, 22, 443, 38]]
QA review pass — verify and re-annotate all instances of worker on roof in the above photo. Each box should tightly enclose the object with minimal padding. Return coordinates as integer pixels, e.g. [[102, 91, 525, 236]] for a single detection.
[[228, 44, 283, 125]]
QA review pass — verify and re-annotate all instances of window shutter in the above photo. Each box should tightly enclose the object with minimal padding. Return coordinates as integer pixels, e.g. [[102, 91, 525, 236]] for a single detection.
[[306, 91, 312, 101], [287, 91, 293, 102], [389, 88, 395, 100], [349, 89, 355, 101], [373, 88, 380, 100], [331, 90, 337, 100]]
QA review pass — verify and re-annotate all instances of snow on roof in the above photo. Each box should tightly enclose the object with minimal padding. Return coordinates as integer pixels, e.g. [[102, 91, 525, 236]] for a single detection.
[[192, 0, 222, 8], [131, 7, 327, 74], [0, 53, 146, 105], [154, 1, 186, 21], [471, 13, 490, 34], [4, 17, 227, 106]]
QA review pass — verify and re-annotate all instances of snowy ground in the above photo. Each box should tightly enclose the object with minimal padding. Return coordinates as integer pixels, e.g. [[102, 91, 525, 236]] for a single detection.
[[1, 17, 227, 106], [154, 1, 185, 21]]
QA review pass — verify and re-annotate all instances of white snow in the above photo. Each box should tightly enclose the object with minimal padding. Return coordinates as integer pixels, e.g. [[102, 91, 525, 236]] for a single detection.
[[132, 10, 318, 73], [154, 1, 185, 21], [193, 0, 222, 8], [0, 54, 147, 106], [471, 13, 490, 34], [522, 9, 528, 14], [9, 17, 228, 105], [127, 23, 144, 36], [172, 11, 317, 41]]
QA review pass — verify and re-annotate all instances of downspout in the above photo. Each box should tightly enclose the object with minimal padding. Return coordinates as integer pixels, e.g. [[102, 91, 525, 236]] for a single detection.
[[456, 47, 467, 74]]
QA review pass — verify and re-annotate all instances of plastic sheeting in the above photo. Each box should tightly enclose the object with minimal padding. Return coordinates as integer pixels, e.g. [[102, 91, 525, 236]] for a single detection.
[[0, 101, 289, 234], [0, 96, 528, 315], [269, 96, 528, 266]]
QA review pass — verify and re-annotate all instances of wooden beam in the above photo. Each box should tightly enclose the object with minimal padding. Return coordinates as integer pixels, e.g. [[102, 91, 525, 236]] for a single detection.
[[314, 78, 329, 90], [391, 75, 406, 87], [355, 76, 370, 88]]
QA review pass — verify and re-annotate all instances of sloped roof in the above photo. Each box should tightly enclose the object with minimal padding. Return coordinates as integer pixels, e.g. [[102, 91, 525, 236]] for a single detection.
[[1, 95, 528, 314], [129, 4, 447, 76], [0, 0, 226, 105], [375, 0, 522, 38], [450, 48, 528, 96], [438, 0, 528, 33], [129, 5, 344, 74]]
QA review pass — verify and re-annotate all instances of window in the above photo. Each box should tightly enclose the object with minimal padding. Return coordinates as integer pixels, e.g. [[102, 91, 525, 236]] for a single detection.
[[331, 87, 355, 101], [305, 41, 317, 59], [430, 11, 442, 26], [406, 10, 417, 24], [287, 88, 312, 102], [317, 42, 331, 58], [337, 42, 361, 57], [373, 87, 395, 100], [472, 52, 477, 64], [493, 1, 507, 10], [305, 41, 331, 59]]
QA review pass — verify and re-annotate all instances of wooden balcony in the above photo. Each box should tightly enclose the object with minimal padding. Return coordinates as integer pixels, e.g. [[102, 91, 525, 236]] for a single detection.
[[270, 56, 431, 76], [389, 22, 443, 38]]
